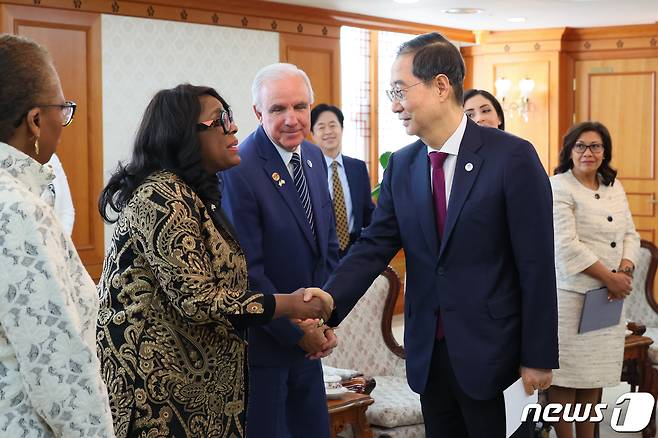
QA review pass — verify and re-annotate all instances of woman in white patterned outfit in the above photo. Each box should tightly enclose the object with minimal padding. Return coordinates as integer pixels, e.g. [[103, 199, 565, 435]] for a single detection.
[[548, 121, 640, 438], [0, 34, 115, 437]]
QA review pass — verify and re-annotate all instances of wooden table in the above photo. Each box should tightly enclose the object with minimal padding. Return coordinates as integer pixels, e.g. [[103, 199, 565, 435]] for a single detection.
[[327, 392, 375, 438]]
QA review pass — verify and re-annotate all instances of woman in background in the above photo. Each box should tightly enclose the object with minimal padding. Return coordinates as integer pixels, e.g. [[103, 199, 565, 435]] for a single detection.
[[548, 121, 639, 438], [0, 34, 114, 437], [463, 88, 505, 130], [97, 84, 333, 438]]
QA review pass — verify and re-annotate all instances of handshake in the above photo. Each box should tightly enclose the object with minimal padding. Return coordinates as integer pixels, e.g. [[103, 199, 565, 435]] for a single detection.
[[273, 287, 335, 322]]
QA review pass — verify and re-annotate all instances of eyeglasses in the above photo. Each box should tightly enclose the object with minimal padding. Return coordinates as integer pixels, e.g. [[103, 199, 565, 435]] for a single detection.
[[573, 142, 604, 154], [385, 81, 426, 102], [14, 101, 77, 127], [197, 108, 234, 135], [40, 101, 76, 126]]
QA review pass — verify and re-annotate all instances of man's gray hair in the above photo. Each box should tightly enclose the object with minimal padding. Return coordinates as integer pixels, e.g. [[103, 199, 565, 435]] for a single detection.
[[252, 63, 315, 110]]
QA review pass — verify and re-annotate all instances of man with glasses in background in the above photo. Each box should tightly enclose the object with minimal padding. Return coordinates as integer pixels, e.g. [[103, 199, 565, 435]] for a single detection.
[[222, 63, 339, 438], [322, 32, 559, 438]]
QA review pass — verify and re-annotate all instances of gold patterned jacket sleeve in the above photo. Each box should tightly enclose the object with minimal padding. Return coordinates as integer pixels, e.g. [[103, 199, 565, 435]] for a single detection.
[[124, 177, 269, 324]]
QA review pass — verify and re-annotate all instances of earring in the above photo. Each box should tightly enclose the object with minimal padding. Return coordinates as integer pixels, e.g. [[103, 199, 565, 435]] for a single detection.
[[34, 138, 40, 156]]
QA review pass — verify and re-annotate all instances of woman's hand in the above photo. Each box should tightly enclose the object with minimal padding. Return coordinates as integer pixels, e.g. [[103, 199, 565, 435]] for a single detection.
[[605, 271, 632, 300], [273, 288, 334, 321]]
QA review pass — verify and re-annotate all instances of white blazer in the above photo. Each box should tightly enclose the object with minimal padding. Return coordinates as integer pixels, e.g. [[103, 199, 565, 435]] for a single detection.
[[550, 170, 640, 293]]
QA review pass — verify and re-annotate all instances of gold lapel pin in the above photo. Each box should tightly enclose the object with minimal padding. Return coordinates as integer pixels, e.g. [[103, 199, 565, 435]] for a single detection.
[[272, 172, 280, 181]]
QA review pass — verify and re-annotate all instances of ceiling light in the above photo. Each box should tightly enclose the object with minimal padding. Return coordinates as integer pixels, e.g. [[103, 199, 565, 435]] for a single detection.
[[442, 8, 484, 14], [507, 17, 526, 22], [393, 0, 419, 3]]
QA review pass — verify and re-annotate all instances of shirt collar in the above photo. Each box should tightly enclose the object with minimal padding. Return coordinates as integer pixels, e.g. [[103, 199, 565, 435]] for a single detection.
[[0, 141, 55, 198], [426, 114, 467, 157], [324, 153, 343, 168], [264, 130, 301, 166]]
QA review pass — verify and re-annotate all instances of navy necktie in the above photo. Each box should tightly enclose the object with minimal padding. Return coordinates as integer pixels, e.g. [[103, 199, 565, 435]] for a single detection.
[[291, 152, 315, 236]]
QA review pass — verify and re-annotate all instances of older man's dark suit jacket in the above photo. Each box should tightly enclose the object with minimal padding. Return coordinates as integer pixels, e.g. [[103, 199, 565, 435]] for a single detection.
[[221, 125, 339, 366], [326, 119, 558, 400]]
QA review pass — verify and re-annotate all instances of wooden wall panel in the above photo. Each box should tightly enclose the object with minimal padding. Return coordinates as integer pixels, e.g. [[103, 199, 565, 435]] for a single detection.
[[494, 61, 551, 168], [280, 33, 341, 107], [465, 50, 562, 172], [1, 5, 104, 279], [588, 72, 655, 180]]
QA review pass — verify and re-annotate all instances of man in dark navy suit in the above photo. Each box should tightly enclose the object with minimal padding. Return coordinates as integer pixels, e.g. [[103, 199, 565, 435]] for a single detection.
[[323, 33, 558, 437], [311, 104, 375, 258], [222, 63, 339, 438]]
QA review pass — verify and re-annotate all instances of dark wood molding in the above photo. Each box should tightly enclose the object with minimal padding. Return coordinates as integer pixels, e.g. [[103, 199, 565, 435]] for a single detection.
[[0, 0, 476, 41], [381, 266, 405, 359]]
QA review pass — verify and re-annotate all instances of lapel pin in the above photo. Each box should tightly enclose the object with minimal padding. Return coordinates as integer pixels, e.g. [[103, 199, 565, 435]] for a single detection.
[[307, 159, 313, 168], [272, 172, 280, 181], [278, 179, 286, 187], [210, 204, 216, 211], [465, 162, 474, 172]]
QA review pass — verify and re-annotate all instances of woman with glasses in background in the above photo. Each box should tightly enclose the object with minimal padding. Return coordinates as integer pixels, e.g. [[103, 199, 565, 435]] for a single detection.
[[463, 89, 505, 130], [0, 34, 115, 437], [97, 84, 334, 438], [548, 121, 640, 438]]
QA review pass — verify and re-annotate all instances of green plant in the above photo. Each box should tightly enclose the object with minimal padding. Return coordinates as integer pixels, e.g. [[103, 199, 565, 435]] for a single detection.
[[371, 151, 392, 202]]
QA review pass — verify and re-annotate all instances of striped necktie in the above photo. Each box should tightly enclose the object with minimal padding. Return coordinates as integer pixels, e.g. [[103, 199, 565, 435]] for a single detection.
[[290, 152, 315, 235]]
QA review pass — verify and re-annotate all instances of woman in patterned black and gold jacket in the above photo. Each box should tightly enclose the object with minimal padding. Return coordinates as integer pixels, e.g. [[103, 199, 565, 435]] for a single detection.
[[97, 84, 333, 438]]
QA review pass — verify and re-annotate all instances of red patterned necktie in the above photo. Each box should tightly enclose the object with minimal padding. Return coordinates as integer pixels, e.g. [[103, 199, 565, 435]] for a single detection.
[[429, 151, 449, 340]]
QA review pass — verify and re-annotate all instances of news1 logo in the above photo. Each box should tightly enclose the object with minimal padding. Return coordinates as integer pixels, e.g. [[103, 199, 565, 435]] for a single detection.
[[521, 392, 655, 432]]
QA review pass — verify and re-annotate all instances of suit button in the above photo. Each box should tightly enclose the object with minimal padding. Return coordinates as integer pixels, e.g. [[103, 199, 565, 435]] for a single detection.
[[611, 242, 616, 248], [594, 194, 600, 199], [437, 266, 445, 276], [607, 216, 613, 222]]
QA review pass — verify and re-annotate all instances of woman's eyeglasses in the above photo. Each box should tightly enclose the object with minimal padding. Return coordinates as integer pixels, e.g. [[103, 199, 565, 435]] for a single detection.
[[14, 101, 77, 127], [573, 142, 604, 154], [39, 101, 77, 127], [197, 108, 234, 135]]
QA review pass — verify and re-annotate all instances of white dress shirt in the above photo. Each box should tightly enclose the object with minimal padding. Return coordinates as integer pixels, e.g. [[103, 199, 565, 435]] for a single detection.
[[426, 114, 467, 204], [324, 154, 354, 233]]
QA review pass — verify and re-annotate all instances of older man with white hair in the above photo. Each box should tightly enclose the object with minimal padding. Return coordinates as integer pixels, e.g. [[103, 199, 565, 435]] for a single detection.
[[221, 63, 339, 438]]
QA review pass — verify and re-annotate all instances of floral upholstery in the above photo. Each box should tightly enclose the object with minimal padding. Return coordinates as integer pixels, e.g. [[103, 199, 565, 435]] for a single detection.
[[625, 245, 658, 328], [625, 242, 658, 366], [366, 376, 423, 428], [323, 274, 406, 378], [324, 269, 424, 435], [371, 423, 426, 438]]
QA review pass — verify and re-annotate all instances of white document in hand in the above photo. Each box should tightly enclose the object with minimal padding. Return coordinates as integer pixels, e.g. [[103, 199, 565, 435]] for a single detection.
[[504, 378, 538, 438]]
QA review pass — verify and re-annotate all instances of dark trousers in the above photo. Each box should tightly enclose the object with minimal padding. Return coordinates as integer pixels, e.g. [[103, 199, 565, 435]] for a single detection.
[[420, 340, 533, 438], [246, 357, 329, 438]]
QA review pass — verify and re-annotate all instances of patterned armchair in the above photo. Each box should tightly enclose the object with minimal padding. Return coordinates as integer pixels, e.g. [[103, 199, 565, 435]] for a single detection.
[[622, 239, 658, 437], [323, 267, 424, 438], [624, 240, 658, 357]]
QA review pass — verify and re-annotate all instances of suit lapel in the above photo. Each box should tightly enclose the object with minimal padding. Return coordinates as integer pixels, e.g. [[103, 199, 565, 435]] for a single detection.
[[410, 143, 440, 258], [439, 121, 483, 259], [256, 128, 318, 254]]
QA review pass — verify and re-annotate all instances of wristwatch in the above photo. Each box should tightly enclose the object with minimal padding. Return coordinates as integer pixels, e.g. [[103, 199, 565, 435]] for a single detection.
[[619, 266, 634, 277]]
